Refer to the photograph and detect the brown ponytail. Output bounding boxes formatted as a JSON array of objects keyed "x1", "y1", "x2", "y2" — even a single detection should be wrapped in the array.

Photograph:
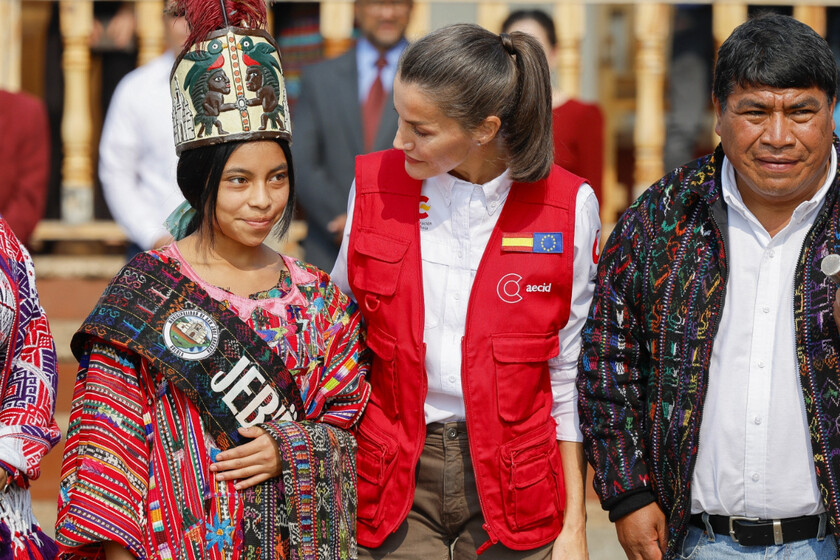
[{"x1": 398, "y1": 23, "x2": 553, "y2": 182}]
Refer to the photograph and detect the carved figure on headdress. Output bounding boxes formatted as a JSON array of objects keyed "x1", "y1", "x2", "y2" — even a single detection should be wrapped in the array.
[
  {"x1": 181, "y1": 38, "x2": 235, "y2": 137},
  {"x1": 239, "y1": 36, "x2": 284, "y2": 130}
]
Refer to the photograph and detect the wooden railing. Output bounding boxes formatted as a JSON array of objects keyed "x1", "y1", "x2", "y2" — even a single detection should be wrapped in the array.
[{"x1": 1, "y1": 0, "x2": 836, "y2": 246}]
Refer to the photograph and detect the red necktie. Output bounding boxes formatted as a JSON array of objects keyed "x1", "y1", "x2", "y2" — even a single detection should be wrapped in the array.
[{"x1": 363, "y1": 55, "x2": 388, "y2": 153}]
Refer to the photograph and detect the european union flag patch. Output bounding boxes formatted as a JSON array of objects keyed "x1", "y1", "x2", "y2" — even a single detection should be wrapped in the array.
[{"x1": 501, "y1": 232, "x2": 563, "y2": 253}]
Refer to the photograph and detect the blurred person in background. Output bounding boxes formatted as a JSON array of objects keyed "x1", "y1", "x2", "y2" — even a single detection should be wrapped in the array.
[
  {"x1": 99, "y1": 6, "x2": 189, "y2": 258},
  {"x1": 501, "y1": 9, "x2": 604, "y2": 203},
  {"x1": 0, "y1": 90, "x2": 50, "y2": 246},
  {"x1": 293, "y1": 0, "x2": 413, "y2": 270}
]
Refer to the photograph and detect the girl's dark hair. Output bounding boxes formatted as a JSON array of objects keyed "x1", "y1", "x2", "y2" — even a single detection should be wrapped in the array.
[
  {"x1": 398, "y1": 23, "x2": 553, "y2": 182},
  {"x1": 175, "y1": 139, "x2": 296, "y2": 242},
  {"x1": 500, "y1": 9, "x2": 557, "y2": 49}
]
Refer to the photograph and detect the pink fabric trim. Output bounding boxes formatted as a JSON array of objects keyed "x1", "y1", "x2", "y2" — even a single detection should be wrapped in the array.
[{"x1": 159, "y1": 243, "x2": 317, "y2": 322}]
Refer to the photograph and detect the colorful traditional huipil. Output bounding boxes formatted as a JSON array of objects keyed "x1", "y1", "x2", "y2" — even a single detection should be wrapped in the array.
[
  {"x1": 0, "y1": 216, "x2": 60, "y2": 560},
  {"x1": 57, "y1": 247, "x2": 369, "y2": 560}
]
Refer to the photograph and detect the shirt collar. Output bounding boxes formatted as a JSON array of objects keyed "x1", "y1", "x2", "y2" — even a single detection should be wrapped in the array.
[
  {"x1": 721, "y1": 146, "x2": 837, "y2": 227},
  {"x1": 427, "y1": 169, "x2": 512, "y2": 216},
  {"x1": 356, "y1": 37, "x2": 407, "y2": 71}
]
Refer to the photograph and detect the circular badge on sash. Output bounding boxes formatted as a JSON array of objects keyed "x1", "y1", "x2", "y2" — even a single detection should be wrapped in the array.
[{"x1": 163, "y1": 309, "x2": 220, "y2": 360}]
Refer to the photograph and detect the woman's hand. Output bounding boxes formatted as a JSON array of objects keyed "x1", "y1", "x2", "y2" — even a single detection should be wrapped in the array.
[
  {"x1": 551, "y1": 521, "x2": 588, "y2": 560},
  {"x1": 209, "y1": 426, "x2": 280, "y2": 490},
  {"x1": 0, "y1": 470, "x2": 8, "y2": 492}
]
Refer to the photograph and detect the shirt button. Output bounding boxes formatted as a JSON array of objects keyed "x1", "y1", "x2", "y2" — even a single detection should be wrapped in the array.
[
  {"x1": 768, "y1": 250, "x2": 776, "y2": 258},
  {"x1": 458, "y1": 251, "x2": 464, "y2": 258},
  {"x1": 762, "y1": 306, "x2": 770, "y2": 314},
  {"x1": 752, "y1": 473, "x2": 760, "y2": 482},
  {"x1": 454, "y1": 293, "x2": 460, "y2": 300},
  {"x1": 754, "y1": 416, "x2": 762, "y2": 425},
  {"x1": 757, "y1": 361, "x2": 766, "y2": 369},
  {"x1": 448, "y1": 376, "x2": 456, "y2": 383}
]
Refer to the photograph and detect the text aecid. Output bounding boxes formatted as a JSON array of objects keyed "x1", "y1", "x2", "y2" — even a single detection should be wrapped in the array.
[{"x1": 526, "y1": 283, "x2": 552, "y2": 293}]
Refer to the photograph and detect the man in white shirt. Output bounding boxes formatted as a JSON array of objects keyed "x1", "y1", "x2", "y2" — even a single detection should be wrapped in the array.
[
  {"x1": 293, "y1": 0, "x2": 413, "y2": 270},
  {"x1": 99, "y1": 9, "x2": 188, "y2": 256},
  {"x1": 579, "y1": 13, "x2": 840, "y2": 560}
]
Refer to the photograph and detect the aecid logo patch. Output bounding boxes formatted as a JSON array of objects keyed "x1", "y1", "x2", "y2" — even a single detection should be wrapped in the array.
[{"x1": 496, "y1": 273, "x2": 552, "y2": 303}]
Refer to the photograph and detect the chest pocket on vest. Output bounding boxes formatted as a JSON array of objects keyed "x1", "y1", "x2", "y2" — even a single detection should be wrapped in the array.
[
  {"x1": 352, "y1": 230, "x2": 409, "y2": 312},
  {"x1": 491, "y1": 333, "x2": 558, "y2": 423}
]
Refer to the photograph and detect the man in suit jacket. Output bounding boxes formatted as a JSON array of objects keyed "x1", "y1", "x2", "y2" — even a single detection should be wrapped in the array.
[
  {"x1": 0, "y1": 90, "x2": 50, "y2": 245},
  {"x1": 293, "y1": 0, "x2": 413, "y2": 270}
]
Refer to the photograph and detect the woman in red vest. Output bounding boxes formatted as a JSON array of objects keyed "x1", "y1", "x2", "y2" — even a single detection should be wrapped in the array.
[{"x1": 331, "y1": 23, "x2": 600, "y2": 559}]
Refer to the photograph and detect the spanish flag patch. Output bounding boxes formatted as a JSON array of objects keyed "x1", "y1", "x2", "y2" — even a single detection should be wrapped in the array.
[{"x1": 501, "y1": 233, "x2": 563, "y2": 253}]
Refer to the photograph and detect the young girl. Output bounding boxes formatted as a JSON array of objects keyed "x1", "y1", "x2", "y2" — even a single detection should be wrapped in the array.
[
  {"x1": 56, "y1": 3, "x2": 369, "y2": 559},
  {"x1": 332, "y1": 23, "x2": 599, "y2": 560}
]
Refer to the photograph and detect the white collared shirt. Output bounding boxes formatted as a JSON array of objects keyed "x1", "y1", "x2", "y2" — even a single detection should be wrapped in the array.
[
  {"x1": 332, "y1": 170, "x2": 600, "y2": 442},
  {"x1": 690, "y1": 148, "x2": 837, "y2": 518},
  {"x1": 99, "y1": 52, "x2": 185, "y2": 249}
]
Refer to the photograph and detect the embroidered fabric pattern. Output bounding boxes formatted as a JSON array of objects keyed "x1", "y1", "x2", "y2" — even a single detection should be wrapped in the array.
[
  {"x1": 0, "y1": 218, "x2": 60, "y2": 559},
  {"x1": 56, "y1": 251, "x2": 369, "y2": 560},
  {"x1": 578, "y1": 139, "x2": 840, "y2": 556}
]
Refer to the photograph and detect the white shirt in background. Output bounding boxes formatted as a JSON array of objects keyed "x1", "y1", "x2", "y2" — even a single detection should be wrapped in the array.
[{"x1": 99, "y1": 51, "x2": 185, "y2": 250}]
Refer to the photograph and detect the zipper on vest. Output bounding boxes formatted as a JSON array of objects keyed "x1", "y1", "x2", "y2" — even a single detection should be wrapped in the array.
[{"x1": 476, "y1": 523, "x2": 499, "y2": 555}]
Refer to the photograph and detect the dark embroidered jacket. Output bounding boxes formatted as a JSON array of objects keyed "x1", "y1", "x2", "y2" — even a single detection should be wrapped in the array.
[{"x1": 578, "y1": 140, "x2": 840, "y2": 558}]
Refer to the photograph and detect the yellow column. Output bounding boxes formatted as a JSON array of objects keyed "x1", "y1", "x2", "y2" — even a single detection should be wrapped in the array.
[
  {"x1": 136, "y1": 0, "x2": 166, "y2": 67},
  {"x1": 0, "y1": 0, "x2": 21, "y2": 91},
  {"x1": 633, "y1": 3, "x2": 669, "y2": 199},
  {"x1": 60, "y1": 0, "x2": 94, "y2": 223},
  {"x1": 405, "y1": 1, "x2": 430, "y2": 42},
  {"x1": 711, "y1": 3, "x2": 746, "y2": 147},
  {"x1": 321, "y1": 1, "x2": 355, "y2": 59},
  {"x1": 555, "y1": 3, "x2": 584, "y2": 99},
  {"x1": 712, "y1": 2, "x2": 747, "y2": 50},
  {"x1": 477, "y1": 2, "x2": 508, "y2": 35},
  {"x1": 793, "y1": 6, "x2": 827, "y2": 37}
]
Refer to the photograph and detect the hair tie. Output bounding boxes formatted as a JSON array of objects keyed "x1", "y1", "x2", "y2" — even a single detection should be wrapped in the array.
[
  {"x1": 164, "y1": 200, "x2": 197, "y2": 241},
  {"x1": 499, "y1": 33, "x2": 516, "y2": 55}
]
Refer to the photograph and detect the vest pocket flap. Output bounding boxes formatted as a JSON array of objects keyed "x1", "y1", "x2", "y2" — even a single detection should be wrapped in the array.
[
  {"x1": 356, "y1": 425, "x2": 397, "y2": 485},
  {"x1": 355, "y1": 231, "x2": 410, "y2": 263},
  {"x1": 511, "y1": 453, "x2": 550, "y2": 489},
  {"x1": 499, "y1": 422, "x2": 564, "y2": 530},
  {"x1": 365, "y1": 326, "x2": 396, "y2": 361},
  {"x1": 353, "y1": 231, "x2": 410, "y2": 296},
  {"x1": 492, "y1": 333, "x2": 559, "y2": 363}
]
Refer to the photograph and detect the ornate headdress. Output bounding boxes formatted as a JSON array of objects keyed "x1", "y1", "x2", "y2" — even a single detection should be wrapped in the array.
[{"x1": 169, "y1": 0, "x2": 291, "y2": 155}]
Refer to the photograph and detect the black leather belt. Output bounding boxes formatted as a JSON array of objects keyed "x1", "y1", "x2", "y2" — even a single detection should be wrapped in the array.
[{"x1": 690, "y1": 513, "x2": 824, "y2": 546}]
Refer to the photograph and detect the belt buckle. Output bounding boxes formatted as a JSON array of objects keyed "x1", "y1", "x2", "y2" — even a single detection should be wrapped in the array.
[{"x1": 728, "y1": 516, "x2": 760, "y2": 544}]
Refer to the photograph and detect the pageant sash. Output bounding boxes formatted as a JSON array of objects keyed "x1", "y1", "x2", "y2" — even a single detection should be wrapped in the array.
[{"x1": 71, "y1": 252, "x2": 304, "y2": 450}]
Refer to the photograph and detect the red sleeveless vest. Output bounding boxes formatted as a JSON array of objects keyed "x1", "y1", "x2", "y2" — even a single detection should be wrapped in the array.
[{"x1": 348, "y1": 149, "x2": 582, "y2": 551}]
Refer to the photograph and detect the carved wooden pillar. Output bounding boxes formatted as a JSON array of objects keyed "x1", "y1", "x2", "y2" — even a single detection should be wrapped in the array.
[
  {"x1": 136, "y1": 1, "x2": 166, "y2": 66},
  {"x1": 793, "y1": 6, "x2": 827, "y2": 37},
  {"x1": 0, "y1": 0, "x2": 21, "y2": 91},
  {"x1": 711, "y1": 3, "x2": 746, "y2": 146},
  {"x1": 321, "y1": 1, "x2": 355, "y2": 59},
  {"x1": 712, "y1": 3, "x2": 747, "y2": 51},
  {"x1": 59, "y1": 0, "x2": 94, "y2": 223},
  {"x1": 405, "y1": 1, "x2": 429, "y2": 41},
  {"x1": 476, "y1": 2, "x2": 508, "y2": 36},
  {"x1": 633, "y1": 3, "x2": 669, "y2": 199},
  {"x1": 555, "y1": 3, "x2": 584, "y2": 98}
]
